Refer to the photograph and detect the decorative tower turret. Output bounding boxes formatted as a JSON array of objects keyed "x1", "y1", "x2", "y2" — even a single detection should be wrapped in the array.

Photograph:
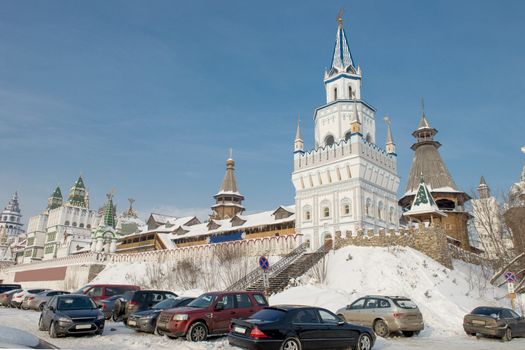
[
  {"x1": 399, "y1": 106, "x2": 472, "y2": 250},
  {"x1": 68, "y1": 176, "x2": 87, "y2": 207},
  {"x1": 384, "y1": 116, "x2": 396, "y2": 155},
  {"x1": 478, "y1": 176, "x2": 490, "y2": 199},
  {"x1": 47, "y1": 187, "x2": 63, "y2": 212},
  {"x1": 0, "y1": 192, "x2": 24, "y2": 240},
  {"x1": 91, "y1": 192, "x2": 119, "y2": 253},
  {"x1": 211, "y1": 152, "x2": 245, "y2": 220},
  {"x1": 294, "y1": 116, "x2": 304, "y2": 154}
]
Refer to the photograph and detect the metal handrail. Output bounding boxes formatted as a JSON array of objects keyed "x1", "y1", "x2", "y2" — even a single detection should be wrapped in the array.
[{"x1": 226, "y1": 241, "x2": 309, "y2": 291}]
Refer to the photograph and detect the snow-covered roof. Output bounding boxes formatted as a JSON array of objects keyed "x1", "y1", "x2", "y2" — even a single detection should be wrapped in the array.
[
  {"x1": 403, "y1": 178, "x2": 446, "y2": 219},
  {"x1": 172, "y1": 205, "x2": 295, "y2": 242},
  {"x1": 148, "y1": 213, "x2": 177, "y2": 224},
  {"x1": 157, "y1": 233, "x2": 176, "y2": 249}
]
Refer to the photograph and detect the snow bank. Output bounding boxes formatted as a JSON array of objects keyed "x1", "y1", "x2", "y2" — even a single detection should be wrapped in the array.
[{"x1": 270, "y1": 246, "x2": 509, "y2": 337}]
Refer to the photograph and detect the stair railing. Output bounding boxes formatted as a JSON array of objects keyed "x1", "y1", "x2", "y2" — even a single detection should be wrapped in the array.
[{"x1": 226, "y1": 241, "x2": 309, "y2": 291}]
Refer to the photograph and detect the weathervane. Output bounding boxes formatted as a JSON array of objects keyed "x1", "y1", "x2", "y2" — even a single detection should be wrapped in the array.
[
  {"x1": 384, "y1": 115, "x2": 391, "y2": 126},
  {"x1": 107, "y1": 189, "x2": 115, "y2": 201},
  {"x1": 337, "y1": 9, "x2": 344, "y2": 27}
]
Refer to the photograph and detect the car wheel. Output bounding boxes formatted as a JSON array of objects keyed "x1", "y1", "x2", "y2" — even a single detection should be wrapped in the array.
[
  {"x1": 186, "y1": 322, "x2": 208, "y2": 342},
  {"x1": 373, "y1": 319, "x2": 389, "y2": 337},
  {"x1": 502, "y1": 327, "x2": 512, "y2": 342},
  {"x1": 402, "y1": 331, "x2": 415, "y2": 337},
  {"x1": 154, "y1": 322, "x2": 164, "y2": 336},
  {"x1": 356, "y1": 333, "x2": 372, "y2": 350},
  {"x1": 49, "y1": 322, "x2": 58, "y2": 338},
  {"x1": 465, "y1": 332, "x2": 476, "y2": 336},
  {"x1": 280, "y1": 337, "x2": 301, "y2": 350},
  {"x1": 38, "y1": 316, "x2": 45, "y2": 331}
]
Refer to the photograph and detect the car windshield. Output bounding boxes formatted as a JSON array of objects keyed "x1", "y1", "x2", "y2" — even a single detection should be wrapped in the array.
[
  {"x1": 187, "y1": 294, "x2": 217, "y2": 308},
  {"x1": 153, "y1": 298, "x2": 179, "y2": 310},
  {"x1": 472, "y1": 307, "x2": 501, "y2": 318},
  {"x1": 393, "y1": 299, "x2": 418, "y2": 309},
  {"x1": 57, "y1": 297, "x2": 96, "y2": 311},
  {"x1": 74, "y1": 285, "x2": 92, "y2": 294},
  {"x1": 249, "y1": 308, "x2": 287, "y2": 322}
]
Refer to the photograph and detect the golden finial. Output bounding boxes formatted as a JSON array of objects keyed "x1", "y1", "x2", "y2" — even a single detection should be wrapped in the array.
[{"x1": 337, "y1": 9, "x2": 344, "y2": 27}]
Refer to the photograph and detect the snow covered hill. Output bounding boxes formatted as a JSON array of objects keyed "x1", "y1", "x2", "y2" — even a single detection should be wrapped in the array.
[{"x1": 271, "y1": 246, "x2": 512, "y2": 337}]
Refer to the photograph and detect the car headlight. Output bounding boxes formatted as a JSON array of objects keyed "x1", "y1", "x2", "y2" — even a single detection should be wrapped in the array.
[
  {"x1": 58, "y1": 317, "x2": 72, "y2": 323},
  {"x1": 172, "y1": 314, "x2": 188, "y2": 321},
  {"x1": 97, "y1": 314, "x2": 105, "y2": 320},
  {"x1": 142, "y1": 314, "x2": 155, "y2": 319}
]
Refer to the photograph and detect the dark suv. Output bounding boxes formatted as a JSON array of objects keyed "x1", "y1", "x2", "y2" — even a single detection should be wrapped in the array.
[
  {"x1": 0, "y1": 284, "x2": 22, "y2": 294},
  {"x1": 156, "y1": 291, "x2": 268, "y2": 341},
  {"x1": 38, "y1": 294, "x2": 105, "y2": 338},
  {"x1": 122, "y1": 290, "x2": 178, "y2": 322}
]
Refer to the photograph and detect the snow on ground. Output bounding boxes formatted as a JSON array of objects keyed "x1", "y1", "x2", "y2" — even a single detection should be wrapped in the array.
[
  {"x1": 271, "y1": 246, "x2": 510, "y2": 337},
  {"x1": 0, "y1": 308, "x2": 524, "y2": 350}
]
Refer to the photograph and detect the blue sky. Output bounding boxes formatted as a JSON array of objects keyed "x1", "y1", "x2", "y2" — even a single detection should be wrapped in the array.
[{"x1": 0, "y1": 0, "x2": 524, "y2": 223}]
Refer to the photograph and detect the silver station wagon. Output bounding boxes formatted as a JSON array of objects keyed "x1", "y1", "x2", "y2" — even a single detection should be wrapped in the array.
[{"x1": 336, "y1": 295, "x2": 424, "y2": 337}]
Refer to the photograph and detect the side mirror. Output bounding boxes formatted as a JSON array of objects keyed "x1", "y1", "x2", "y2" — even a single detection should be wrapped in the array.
[
  {"x1": 98, "y1": 304, "x2": 103, "y2": 309},
  {"x1": 215, "y1": 304, "x2": 224, "y2": 311},
  {"x1": 338, "y1": 320, "x2": 345, "y2": 326},
  {"x1": 346, "y1": 305, "x2": 351, "y2": 310},
  {"x1": 48, "y1": 306, "x2": 54, "y2": 311}
]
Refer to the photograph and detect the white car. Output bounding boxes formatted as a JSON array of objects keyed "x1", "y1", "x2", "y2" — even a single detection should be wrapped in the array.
[{"x1": 11, "y1": 288, "x2": 49, "y2": 308}]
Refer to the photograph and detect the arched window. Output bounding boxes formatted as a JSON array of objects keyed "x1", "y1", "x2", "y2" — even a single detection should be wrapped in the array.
[
  {"x1": 325, "y1": 135, "x2": 335, "y2": 146},
  {"x1": 323, "y1": 207, "x2": 330, "y2": 218},
  {"x1": 365, "y1": 133, "x2": 372, "y2": 143},
  {"x1": 334, "y1": 87, "x2": 338, "y2": 100},
  {"x1": 341, "y1": 199, "x2": 352, "y2": 216},
  {"x1": 72, "y1": 222, "x2": 77, "y2": 227},
  {"x1": 378, "y1": 202, "x2": 384, "y2": 220},
  {"x1": 348, "y1": 86, "x2": 353, "y2": 99},
  {"x1": 79, "y1": 223, "x2": 84, "y2": 228},
  {"x1": 87, "y1": 224, "x2": 91, "y2": 229},
  {"x1": 303, "y1": 205, "x2": 312, "y2": 221},
  {"x1": 365, "y1": 198, "x2": 371, "y2": 216},
  {"x1": 65, "y1": 221, "x2": 70, "y2": 226}
]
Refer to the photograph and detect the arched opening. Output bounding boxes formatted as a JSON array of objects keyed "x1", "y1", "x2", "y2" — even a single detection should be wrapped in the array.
[
  {"x1": 334, "y1": 87, "x2": 338, "y2": 101},
  {"x1": 323, "y1": 207, "x2": 330, "y2": 218},
  {"x1": 365, "y1": 198, "x2": 371, "y2": 216},
  {"x1": 348, "y1": 86, "x2": 353, "y2": 99},
  {"x1": 436, "y1": 199, "x2": 456, "y2": 210},
  {"x1": 365, "y1": 133, "x2": 372, "y2": 143},
  {"x1": 345, "y1": 131, "x2": 352, "y2": 141},
  {"x1": 325, "y1": 135, "x2": 335, "y2": 146}
]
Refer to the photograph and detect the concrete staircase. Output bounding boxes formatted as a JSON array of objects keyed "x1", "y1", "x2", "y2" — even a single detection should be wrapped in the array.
[{"x1": 226, "y1": 241, "x2": 330, "y2": 295}]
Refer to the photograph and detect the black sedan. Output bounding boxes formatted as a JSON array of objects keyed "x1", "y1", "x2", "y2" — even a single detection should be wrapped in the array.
[
  {"x1": 38, "y1": 294, "x2": 105, "y2": 338},
  {"x1": 463, "y1": 306, "x2": 525, "y2": 341},
  {"x1": 228, "y1": 305, "x2": 375, "y2": 350},
  {"x1": 126, "y1": 296, "x2": 195, "y2": 334}
]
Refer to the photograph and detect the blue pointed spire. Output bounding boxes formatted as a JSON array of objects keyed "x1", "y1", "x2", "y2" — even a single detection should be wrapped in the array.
[{"x1": 330, "y1": 12, "x2": 355, "y2": 71}]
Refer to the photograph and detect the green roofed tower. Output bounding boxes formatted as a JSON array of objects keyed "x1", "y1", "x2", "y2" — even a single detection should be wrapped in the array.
[
  {"x1": 68, "y1": 176, "x2": 87, "y2": 207},
  {"x1": 103, "y1": 193, "x2": 117, "y2": 228},
  {"x1": 47, "y1": 186, "x2": 63, "y2": 211}
]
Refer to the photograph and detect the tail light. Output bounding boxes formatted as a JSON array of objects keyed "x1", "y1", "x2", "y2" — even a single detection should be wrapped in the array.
[
  {"x1": 28, "y1": 297, "x2": 35, "y2": 301},
  {"x1": 393, "y1": 313, "x2": 406, "y2": 318},
  {"x1": 250, "y1": 326, "x2": 269, "y2": 339},
  {"x1": 128, "y1": 301, "x2": 137, "y2": 308}
]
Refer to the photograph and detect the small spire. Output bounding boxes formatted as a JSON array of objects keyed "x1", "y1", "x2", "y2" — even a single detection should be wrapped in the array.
[
  {"x1": 228, "y1": 148, "x2": 233, "y2": 160},
  {"x1": 478, "y1": 176, "x2": 490, "y2": 199},
  {"x1": 336, "y1": 8, "x2": 344, "y2": 28},
  {"x1": 384, "y1": 116, "x2": 396, "y2": 154},
  {"x1": 295, "y1": 114, "x2": 302, "y2": 141},
  {"x1": 479, "y1": 176, "x2": 487, "y2": 186}
]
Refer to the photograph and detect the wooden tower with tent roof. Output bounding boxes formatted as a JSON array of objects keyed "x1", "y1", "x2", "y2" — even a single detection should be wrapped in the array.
[{"x1": 398, "y1": 105, "x2": 472, "y2": 250}]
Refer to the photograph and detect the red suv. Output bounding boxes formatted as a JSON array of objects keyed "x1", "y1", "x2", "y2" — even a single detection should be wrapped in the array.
[
  {"x1": 156, "y1": 291, "x2": 268, "y2": 342},
  {"x1": 76, "y1": 284, "x2": 140, "y2": 303}
]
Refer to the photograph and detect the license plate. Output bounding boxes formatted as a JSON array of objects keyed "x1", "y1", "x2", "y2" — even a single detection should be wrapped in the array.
[
  {"x1": 472, "y1": 320, "x2": 485, "y2": 325},
  {"x1": 234, "y1": 326, "x2": 246, "y2": 334},
  {"x1": 76, "y1": 324, "x2": 92, "y2": 330},
  {"x1": 128, "y1": 320, "x2": 137, "y2": 326}
]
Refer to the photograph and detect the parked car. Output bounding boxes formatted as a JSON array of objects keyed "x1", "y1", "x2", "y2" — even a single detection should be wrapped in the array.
[
  {"x1": 122, "y1": 290, "x2": 178, "y2": 323},
  {"x1": 0, "y1": 283, "x2": 22, "y2": 294},
  {"x1": 336, "y1": 295, "x2": 424, "y2": 337},
  {"x1": 156, "y1": 291, "x2": 268, "y2": 341},
  {"x1": 0, "y1": 289, "x2": 22, "y2": 307},
  {"x1": 0, "y1": 325, "x2": 58, "y2": 349},
  {"x1": 38, "y1": 294, "x2": 105, "y2": 338},
  {"x1": 229, "y1": 305, "x2": 376, "y2": 350},
  {"x1": 75, "y1": 284, "x2": 140, "y2": 303},
  {"x1": 463, "y1": 306, "x2": 525, "y2": 341},
  {"x1": 27, "y1": 290, "x2": 70, "y2": 311},
  {"x1": 99, "y1": 294, "x2": 123, "y2": 320},
  {"x1": 127, "y1": 297, "x2": 195, "y2": 334},
  {"x1": 11, "y1": 289, "x2": 49, "y2": 308},
  {"x1": 112, "y1": 291, "x2": 136, "y2": 321}
]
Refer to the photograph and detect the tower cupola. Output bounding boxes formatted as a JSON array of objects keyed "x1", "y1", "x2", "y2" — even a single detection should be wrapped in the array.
[
  {"x1": 477, "y1": 176, "x2": 490, "y2": 199},
  {"x1": 211, "y1": 152, "x2": 245, "y2": 220},
  {"x1": 68, "y1": 176, "x2": 87, "y2": 207}
]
